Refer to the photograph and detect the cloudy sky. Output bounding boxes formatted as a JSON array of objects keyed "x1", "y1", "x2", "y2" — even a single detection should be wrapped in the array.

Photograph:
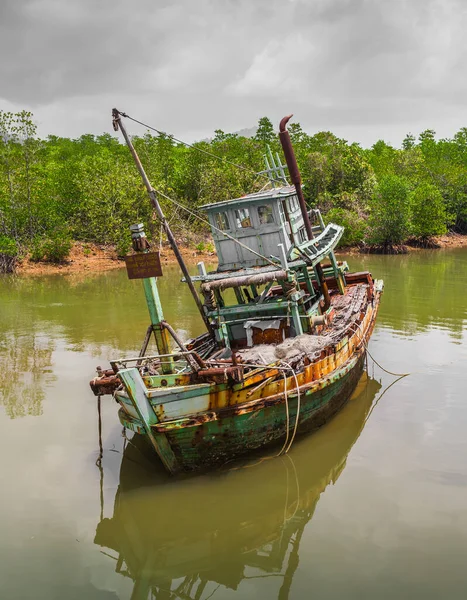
[{"x1": 1, "y1": 0, "x2": 466, "y2": 147}]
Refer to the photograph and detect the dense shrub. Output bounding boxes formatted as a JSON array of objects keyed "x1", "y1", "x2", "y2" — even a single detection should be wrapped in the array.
[
  {"x1": 0, "y1": 236, "x2": 18, "y2": 273},
  {"x1": 410, "y1": 183, "x2": 447, "y2": 239},
  {"x1": 30, "y1": 232, "x2": 72, "y2": 263},
  {"x1": 367, "y1": 175, "x2": 411, "y2": 245},
  {"x1": 115, "y1": 234, "x2": 132, "y2": 259},
  {"x1": 325, "y1": 208, "x2": 366, "y2": 246},
  {"x1": 1, "y1": 109, "x2": 467, "y2": 256},
  {"x1": 42, "y1": 233, "x2": 72, "y2": 263},
  {"x1": 29, "y1": 237, "x2": 46, "y2": 262},
  {"x1": 0, "y1": 236, "x2": 18, "y2": 257}
]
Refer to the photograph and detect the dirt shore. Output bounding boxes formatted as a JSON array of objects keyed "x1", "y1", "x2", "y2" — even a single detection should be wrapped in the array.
[
  {"x1": 16, "y1": 242, "x2": 217, "y2": 276},
  {"x1": 431, "y1": 232, "x2": 467, "y2": 249},
  {"x1": 14, "y1": 233, "x2": 467, "y2": 276},
  {"x1": 337, "y1": 232, "x2": 467, "y2": 255}
]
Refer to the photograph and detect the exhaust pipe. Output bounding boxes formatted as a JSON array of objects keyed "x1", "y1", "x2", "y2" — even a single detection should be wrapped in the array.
[
  {"x1": 279, "y1": 114, "x2": 314, "y2": 241},
  {"x1": 279, "y1": 114, "x2": 330, "y2": 310}
]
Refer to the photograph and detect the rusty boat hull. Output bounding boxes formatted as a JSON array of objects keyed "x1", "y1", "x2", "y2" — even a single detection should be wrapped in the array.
[
  {"x1": 116, "y1": 280, "x2": 382, "y2": 473},
  {"x1": 119, "y1": 353, "x2": 366, "y2": 472}
]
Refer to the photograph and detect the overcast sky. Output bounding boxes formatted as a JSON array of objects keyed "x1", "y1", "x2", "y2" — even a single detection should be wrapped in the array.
[{"x1": 1, "y1": 0, "x2": 466, "y2": 147}]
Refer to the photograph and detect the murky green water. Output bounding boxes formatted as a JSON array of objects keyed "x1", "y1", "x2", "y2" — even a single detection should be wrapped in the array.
[{"x1": 0, "y1": 249, "x2": 466, "y2": 599}]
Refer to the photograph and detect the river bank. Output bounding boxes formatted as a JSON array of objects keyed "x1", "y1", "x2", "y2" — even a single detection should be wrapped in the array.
[
  {"x1": 12, "y1": 233, "x2": 467, "y2": 275},
  {"x1": 15, "y1": 241, "x2": 217, "y2": 275}
]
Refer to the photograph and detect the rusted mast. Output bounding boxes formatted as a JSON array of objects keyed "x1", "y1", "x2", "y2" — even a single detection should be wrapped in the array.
[
  {"x1": 279, "y1": 115, "x2": 330, "y2": 308},
  {"x1": 112, "y1": 108, "x2": 214, "y2": 337}
]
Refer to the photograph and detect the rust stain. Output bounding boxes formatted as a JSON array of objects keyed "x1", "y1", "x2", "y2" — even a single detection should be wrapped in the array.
[{"x1": 89, "y1": 374, "x2": 120, "y2": 396}]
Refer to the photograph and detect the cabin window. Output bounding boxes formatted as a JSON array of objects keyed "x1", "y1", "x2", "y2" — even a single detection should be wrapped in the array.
[
  {"x1": 235, "y1": 208, "x2": 252, "y2": 228},
  {"x1": 257, "y1": 205, "x2": 274, "y2": 225},
  {"x1": 298, "y1": 226, "x2": 307, "y2": 243},
  {"x1": 287, "y1": 195, "x2": 300, "y2": 213},
  {"x1": 214, "y1": 212, "x2": 230, "y2": 231}
]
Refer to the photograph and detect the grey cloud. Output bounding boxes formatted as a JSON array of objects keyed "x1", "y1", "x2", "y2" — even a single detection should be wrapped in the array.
[
  {"x1": 0, "y1": 0, "x2": 176, "y2": 103},
  {"x1": 1, "y1": 0, "x2": 467, "y2": 147}
]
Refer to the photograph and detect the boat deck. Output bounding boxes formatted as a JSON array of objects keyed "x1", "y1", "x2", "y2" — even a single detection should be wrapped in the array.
[{"x1": 235, "y1": 282, "x2": 369, "y2": 370}]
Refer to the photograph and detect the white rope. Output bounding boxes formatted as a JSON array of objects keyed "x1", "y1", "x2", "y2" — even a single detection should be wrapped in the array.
[
  {"x1": 353, "y1": 319, "x2": 410, "y2": 378},
  {"x1": 277, "y1": 372, "x2": 291, "y2": 456},
  {"x1": 281, "y1": 361, "x2": 301, "y2": 454}
]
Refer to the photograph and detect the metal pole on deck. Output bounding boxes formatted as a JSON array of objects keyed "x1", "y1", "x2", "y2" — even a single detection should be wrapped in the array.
[
  {"x1": 112, "y1": 108, "x2": 214, "y2": 338},
  {"x1": 278, "y1": 114, "x2": 331, "y2": 308}
]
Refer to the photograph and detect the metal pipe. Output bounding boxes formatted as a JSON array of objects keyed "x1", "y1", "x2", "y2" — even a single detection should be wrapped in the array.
[
  {"x1": 112, "y1": 109, "x2": 214, "y2": 337},
  {"x1": 161, "y1": 320, "x2": 205, "y2": 371},
  {"x1": 279, "y1": 114, "x2": 331, "y2": 309},
  {"x1": 279, "y1": 114, "x2": 314, "y2": 241}
]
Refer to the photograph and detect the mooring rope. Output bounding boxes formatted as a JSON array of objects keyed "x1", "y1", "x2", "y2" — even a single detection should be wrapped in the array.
[
  {"x1": 277, "y1": 371, "x2": 291, "y2": 456},
  {"x1": 353, "y1": 321, "x2": 410, "y2": 378},
  {"x1": 363, "y1": 374, "x2": 407, "y2": 425},
  {"x1": 281, "y1": 361, "x2": 301, "y2": 455}
]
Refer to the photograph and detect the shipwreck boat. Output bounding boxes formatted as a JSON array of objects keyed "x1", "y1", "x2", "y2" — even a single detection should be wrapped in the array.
[{"x1": 90, "y1": 110, "x2": 383, "y2": 474}]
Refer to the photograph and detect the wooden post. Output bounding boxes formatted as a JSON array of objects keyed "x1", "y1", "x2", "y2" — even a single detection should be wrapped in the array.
[{"x1": 130, "y1": 223, "x2": 174, "y2": 374}]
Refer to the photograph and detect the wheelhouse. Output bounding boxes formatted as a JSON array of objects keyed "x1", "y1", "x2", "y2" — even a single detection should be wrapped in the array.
[
  {"x1": 189, "y1": 189, "x2": 347, "y2": 350},
  {"x1": 202, "y1": 186, "x2": 311, "y2": 272}
]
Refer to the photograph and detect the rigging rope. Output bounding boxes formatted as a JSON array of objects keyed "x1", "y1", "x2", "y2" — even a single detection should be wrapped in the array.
[
  {"x1": 277, "y1": 361, "x2": 301, "y2": 456},
  {"x1": 114, "y1": 110, "x2": 295, "y2": 267},
  {"x1": 151, "y1": 186, "x2": 279, "y2": 268},
  {"x1": 116, "y1": 110, "x2": 286, "y2": 186}
]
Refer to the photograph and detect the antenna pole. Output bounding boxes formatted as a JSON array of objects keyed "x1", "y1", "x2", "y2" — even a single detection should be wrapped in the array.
[{"x1": 112, "y1": 109, "x2": 214, "y2": 337}]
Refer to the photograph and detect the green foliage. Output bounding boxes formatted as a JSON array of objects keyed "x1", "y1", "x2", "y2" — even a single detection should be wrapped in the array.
[
  {"x1": 301, "y1": 134, "x2": 376, "y2": 217},
  {"x1": 402, "y1": 133, "x2": 416, "y2": 150},
  {"x1": 29, "y1": 237, "x2": 46, "y2": 262},
  {"x1": 325, "y1": 208, "x2": 366, "y2": 246},
  {"x1": 115, "y1": 234, "x2": 132, "y2": 259},
  {"x1": 195, "y1": 241, "x2": 206, "y2": 253},
  {"x1": 0, "y1": 235, "x2": 18, "y2": 257},
  {"x1": 410, "y1": 183, "x2": 447, "y2": 239},
  {"x1": 30, "y1": 231, "x2": 72, "y2": 263},
  {"x1": 254, "y1": 117, "x2": 275, "y2": 147},
  {"x1": 0, "y1": 108, "x2": 466, "y2": 260},
  {"x1": 42, "y1": 233, "x2": 72, "y2": 263},
  {"x1": 368, "y1": 175, "x2": 411, "y2": 245},
  {"x1": 367, "y1": 140, "x2": 398, "y2": 178}
]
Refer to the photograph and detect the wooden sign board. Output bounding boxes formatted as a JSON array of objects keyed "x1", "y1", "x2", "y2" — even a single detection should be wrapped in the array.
[{"x1": 125, "y1": 252, "x2": 163, "y2": 280}]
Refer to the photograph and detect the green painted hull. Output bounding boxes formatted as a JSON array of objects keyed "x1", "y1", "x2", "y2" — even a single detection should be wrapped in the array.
[{"x1": 120, "y1": 352, "x2": 366, "y2": 472}]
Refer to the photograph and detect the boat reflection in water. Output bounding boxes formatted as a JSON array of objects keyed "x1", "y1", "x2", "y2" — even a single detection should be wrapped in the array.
[{"x1": 95, "y1": 372, "x2": 382, "y2": 600}]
